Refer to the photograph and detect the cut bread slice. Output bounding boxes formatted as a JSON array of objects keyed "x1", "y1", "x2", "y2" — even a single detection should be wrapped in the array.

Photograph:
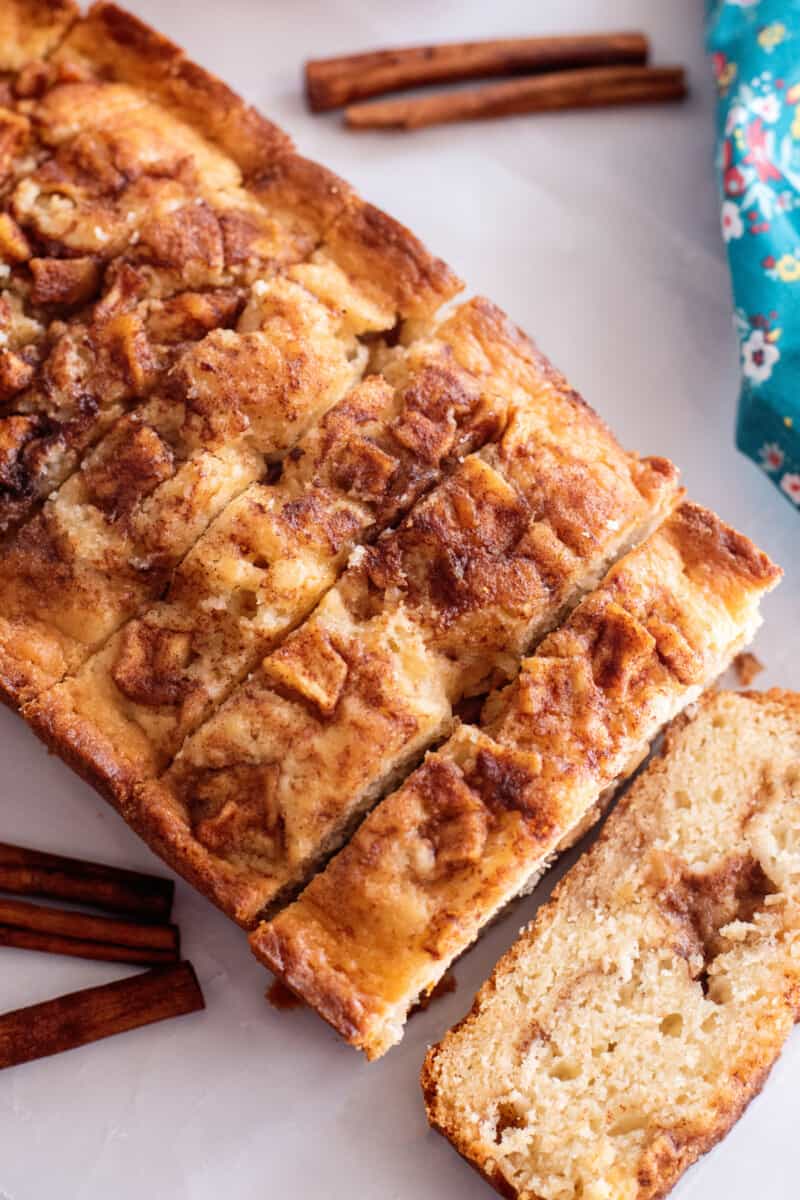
[
  {"x1": 253, "y1": 505, "x2": 781, "y2": 1058},
  {"x1": 422, "y1": 689, "x2": 800, "y2": 1200}
]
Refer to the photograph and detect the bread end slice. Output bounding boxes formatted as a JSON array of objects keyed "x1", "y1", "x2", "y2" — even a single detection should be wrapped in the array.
[{"x1": 423, "y1": 689, "x2": 800, "y2": 1200}]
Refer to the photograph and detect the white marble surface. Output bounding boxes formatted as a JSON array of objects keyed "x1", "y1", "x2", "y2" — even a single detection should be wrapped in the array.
[{"x1": 1, "y1": 2, "x2": 798, "y2": 1197}]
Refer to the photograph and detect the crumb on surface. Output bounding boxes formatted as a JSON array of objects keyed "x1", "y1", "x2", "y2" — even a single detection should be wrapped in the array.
[{"x1": 733, "y1": 651, "x2": 764, "y2": 687}]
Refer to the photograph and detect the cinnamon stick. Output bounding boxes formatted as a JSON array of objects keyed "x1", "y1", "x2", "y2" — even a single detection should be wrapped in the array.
[
  {"x1": 0, "y1": 896, "x2": 179, "y2": 965},
  {"x1": 0, "y1": 841, "x2": 174, "y2": 921},
  {"x1": 345, "y1": 65, "x2": 688, "y2": 131},
  {"x1": 306, "y1": 32, "x2": 649, "y2": 111},
  {"x1": 0, "y1": 962, "x2": 204, "y2": 1070},
  {"x1": 0, "y1": 926, "x2": 178, "y2": 965}
]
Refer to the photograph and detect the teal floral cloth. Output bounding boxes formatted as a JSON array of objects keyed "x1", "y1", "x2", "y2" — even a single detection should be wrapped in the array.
[{"x1": 707, "y1": 0, "x2": 800, "y2": 508}]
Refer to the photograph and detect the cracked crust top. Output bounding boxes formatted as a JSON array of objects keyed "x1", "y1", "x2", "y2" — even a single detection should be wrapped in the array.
[
  {"x1": 0, "y1": 0, "x2": 78, "y2": 72},
  {"x1": 52, "y1": 2, "x2": 292, "y2": 173}
]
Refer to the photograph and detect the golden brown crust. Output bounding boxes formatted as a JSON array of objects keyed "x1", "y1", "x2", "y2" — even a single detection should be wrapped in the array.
[
  {"x1": 322, "y1": 199, "x2": 461, "y2": 321},
  {"x1": 0, "y1": 2, "x2": 461, "y2": 595},
  {"x1": 3, "y1": 237, "x2": 437, "y2": 705},
  {"x1": 249, "y1": 152, "x2": 354, "y2": 245},
  {"x1": 53, "y1": 3, "x2": 291, "y2": 173},
  {"x1": 0, "y1": 0, "x2": 78, "y2": 73},
  {"x1": 251, "y1": 504, "x2": 780, "y2": 1059},
  {"x1": 662, "y1": 498, "x2": 781, "y2": 595},
  {"x1": 23, "y1": 678, "x2": 130, "y2": 805},
  {"x1": 421, "y1": 689, "x2": 800, "y2": 1199}
]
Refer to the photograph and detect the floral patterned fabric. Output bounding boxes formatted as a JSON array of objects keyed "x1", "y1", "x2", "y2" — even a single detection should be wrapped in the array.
[{"x1": 707, "y1": 0, "x2": 800, "y2": 508}]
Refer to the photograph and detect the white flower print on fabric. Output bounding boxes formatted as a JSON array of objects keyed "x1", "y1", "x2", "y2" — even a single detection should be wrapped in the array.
[
  {"x1": 722, "y1": 199, "x2": 744, "y2": 240},
  {"x1": 741, "y1": 327, "x2": 780, "y2": 383},
  {"x1": 751, "y1": 93, "x2": 781, "y2": 123},
  {"x1": 725, "y1": 101, "x2": 749, "y2": 133},
  {"x1": 779, "y1": 471, "x2": 800, "y2": 503},
  {"x1": 759, "y1": 441, "x2": 785, "y2": 471}
]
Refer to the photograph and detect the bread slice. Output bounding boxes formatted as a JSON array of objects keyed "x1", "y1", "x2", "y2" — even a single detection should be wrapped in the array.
[
  {"x1": 422, "y1": 690, "x2": 800, "y2": 1200},
  {"x1": 253, "y1": 505, "x2": 781, "y2": 1058},
  {"x1": 0, "y1": 7, "x2": 461, "y2": 706},
  {"x1": 24, "y1": 301, "x2": 511, "y2": 798},
  {"x1": 132, "y1": 320, "x2": 678, "y2": 929}
]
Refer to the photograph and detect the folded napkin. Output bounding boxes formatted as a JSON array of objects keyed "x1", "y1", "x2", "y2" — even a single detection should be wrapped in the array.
[{"x1": 707, "y1": 0, "x2": 800, "y2": 508}]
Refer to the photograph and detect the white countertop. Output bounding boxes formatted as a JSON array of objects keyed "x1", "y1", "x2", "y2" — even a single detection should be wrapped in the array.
[{"x1": 1, "y1": 2, "x2": 798, "y2": 1198}]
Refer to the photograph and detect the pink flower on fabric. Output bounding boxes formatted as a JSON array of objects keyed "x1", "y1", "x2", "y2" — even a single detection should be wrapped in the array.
[
  {"x1": 779, "y1": 472, "x2": 800, "y2": 504},
  {"x1": 759, "y1": 442, "x2": 785, "y2": 471},
  {"x1": 743, "y1": 118, "x2": 782, "y2": 182}
]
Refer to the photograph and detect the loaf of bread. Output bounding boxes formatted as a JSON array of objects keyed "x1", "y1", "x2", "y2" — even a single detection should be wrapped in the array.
[
  {"x1": 253, "y1": 506, "x2": 781, "y2": 1057},
  {"x1": 0, "y1": 4, "x2": 783, "y2": 995},
  {"x1": 422, "y1": 689, "x2": 800, "y2": 1200}
]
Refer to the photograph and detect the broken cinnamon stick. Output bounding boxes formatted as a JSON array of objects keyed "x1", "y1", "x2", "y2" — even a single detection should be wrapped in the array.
[
  {"x1": 0, "y1": 961, "x2": 204, "y2": 1070},
  {"x1": 345, "y1": 64, "x2": 687, "y2": 131},
  {"x1": 306, "y1": 31, "x2": 649, "y2": 111},
  {"x1": 0, "y1": 896, "x2": 179, "y2": 965},
  {"x1": 0, "y1": 841, "x2": 174, "y2": 921}
]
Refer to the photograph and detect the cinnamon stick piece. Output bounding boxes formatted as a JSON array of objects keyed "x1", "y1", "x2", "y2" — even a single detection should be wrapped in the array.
[
  {"x1": 0, "y1": 926, "x2": 178, "y2": 965},
  {"x1": 306, "y1": 31, "x2": 649, "y2": 111},
  {"x1": 0, "y1": 896, "x2": 179, "y2": 965},
  {"x1": 0, "y1": 962, "x2": 204, "y2": 1070},
  {"x1": 345, "y1": 65, "x2": 688, "y2": 131},
  {"x1": 0, "y1": 841, "x2": 174, "y2": 921}
]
